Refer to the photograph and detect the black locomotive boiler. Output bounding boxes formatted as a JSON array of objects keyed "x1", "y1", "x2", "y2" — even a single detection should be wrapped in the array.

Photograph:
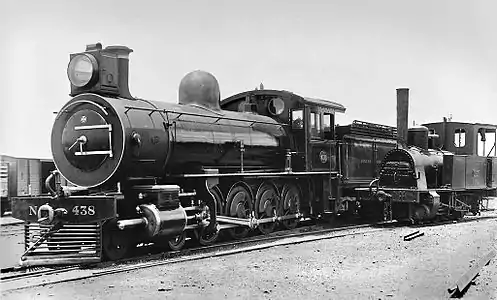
[{"x1": 358, "y1": 88, "x2": 497, "y2": 222}]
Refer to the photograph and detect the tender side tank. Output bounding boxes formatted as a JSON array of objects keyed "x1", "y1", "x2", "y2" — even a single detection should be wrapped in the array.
[{"x1": 52, "y1": 94, "x2": 286, "y2": 188}]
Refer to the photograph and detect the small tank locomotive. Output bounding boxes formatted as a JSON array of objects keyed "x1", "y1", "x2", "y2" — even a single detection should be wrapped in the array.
[{"x1": 358, "y1": 89, "x2": 497, "y2": 222}]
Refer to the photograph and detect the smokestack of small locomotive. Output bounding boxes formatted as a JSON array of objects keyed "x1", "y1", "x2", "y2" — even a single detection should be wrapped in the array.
[
  {"x1": 397, "y1": 88, "x2": 434, "y2": 150},
  {"x1": 396, "y1": 88, "x2": 409, "y2": 146},
  {"x1": 395, "y1": 88, "x2": 443, "y2": 167}
]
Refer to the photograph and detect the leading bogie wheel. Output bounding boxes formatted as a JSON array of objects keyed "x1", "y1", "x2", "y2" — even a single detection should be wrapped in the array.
[
  {"x1": 195, "y1": 225, "x2": 220, "y2": 246},
  {"x1": 102, "y1": 220, "x2": 134, "y2": 261},
  {"x1": 166, "y1": 232, "x2": 187, "y2": 251},
  {"x1": 195, "y1": 193, "x2": 220, "y2": 246}
]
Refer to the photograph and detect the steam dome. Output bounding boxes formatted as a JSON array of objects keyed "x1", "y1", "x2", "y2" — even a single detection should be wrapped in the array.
[{"x1": 178, "y1": 70, "x2": 221, "y2": 110}]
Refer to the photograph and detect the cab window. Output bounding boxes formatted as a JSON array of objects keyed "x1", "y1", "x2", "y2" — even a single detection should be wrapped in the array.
[
  {"x1": 477, "y1": 128, "x2": 496, "y2": 157},
  {"x1": 454, "y1": 129, "x2": 466, "y2": 148},
  {"x1": 316, "y1": 113, "x2": 322, "y2": 135},
  {"x1": 310, "y1": 112, "x2": 317, "y2": 136},
  {"x1": 323, "y1": 113, "x2": 334, "y2": 139},
  {"x1": 292, "y1": 109, "x2": 303, "y2": 129}
]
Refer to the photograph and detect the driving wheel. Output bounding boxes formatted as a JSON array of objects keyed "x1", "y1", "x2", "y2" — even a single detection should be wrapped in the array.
[{"x1": 226, "y1": 184, "x2": 252, "y2": 239}]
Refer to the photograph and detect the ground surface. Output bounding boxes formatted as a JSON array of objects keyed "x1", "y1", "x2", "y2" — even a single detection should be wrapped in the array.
[
  {"x1": 0, "y1": 217, "x2": 24, "y2": 269},
  {"x1": 1, "y1": 212, "x2": 496, "y2": 300}
]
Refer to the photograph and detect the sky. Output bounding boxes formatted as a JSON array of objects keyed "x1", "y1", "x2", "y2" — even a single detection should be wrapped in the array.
[{"x1": 1, "y1": 0, "x2": 496, "y2": 159}]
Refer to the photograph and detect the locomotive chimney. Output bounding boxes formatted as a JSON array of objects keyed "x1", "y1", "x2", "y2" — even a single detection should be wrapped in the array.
[
  {"x1": 105, "y1": 45, "x2": 134, "y2": 99},
  {"x1": 396, "y1": 88, "x2": 409, "y2": 146}
]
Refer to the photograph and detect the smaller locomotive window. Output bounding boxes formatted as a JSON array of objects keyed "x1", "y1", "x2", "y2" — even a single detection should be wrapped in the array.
[
  {"x1": 292, "y1": 109, "x2": 303, "y2": 129},
  {"x1": 478, "y1": 128, "x2": 497, "y2": 157},
  {"x1": 454, "y1": 129, "x2": 466, "y2": 148}
]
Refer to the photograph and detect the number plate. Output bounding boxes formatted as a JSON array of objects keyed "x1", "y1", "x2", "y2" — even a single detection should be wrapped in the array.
[
  {"x1": 11, "y1": 195, "x2": 118, "y2": 223},
  {"x1": 71, "y1": 205, "x2": 97, "y2": 216}
]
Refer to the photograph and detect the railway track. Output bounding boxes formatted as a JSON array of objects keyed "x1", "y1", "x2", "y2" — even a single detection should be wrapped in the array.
[
  {"x1": 1, "y1": 222, "x2": 383, "y2": 292},
  {"x1": 0, "y1": 266, "x2": 79, "y2": 281},
  {"x1": 1, "y1": 212, "x2": 495, "y2": 293}
]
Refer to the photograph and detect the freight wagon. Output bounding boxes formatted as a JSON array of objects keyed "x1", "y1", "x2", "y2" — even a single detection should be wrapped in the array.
[
  {"x1": 0, "y1": 162, "x2": 8, "y2": 216},
  {"x1": 0, "y1": 155, "x2": 67, "y2": 216}
]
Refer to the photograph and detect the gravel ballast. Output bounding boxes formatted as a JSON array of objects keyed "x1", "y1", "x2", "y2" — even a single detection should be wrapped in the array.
[{"x1": 2, "y1": 214, "x2": 496, "y2": 300}]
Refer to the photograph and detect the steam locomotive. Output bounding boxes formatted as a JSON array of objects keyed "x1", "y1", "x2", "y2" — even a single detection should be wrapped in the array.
[
  {"x1": 11, "y1": 43, "x2": 494, "y2": 267},
  {"x1": 10, "y1": 43, "x2": 398, "y2": 266},
  {"x1": 357, "y1": 89, "x2": 497, "y2": 222}
]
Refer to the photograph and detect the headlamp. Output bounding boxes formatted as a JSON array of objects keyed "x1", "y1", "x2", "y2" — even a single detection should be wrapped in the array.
[{"x1": 67, "y1": 54, "x2": 98, "y2": 87}]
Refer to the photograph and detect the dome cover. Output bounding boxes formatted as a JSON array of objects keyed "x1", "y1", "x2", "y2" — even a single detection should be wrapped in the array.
[{"x1": 178, "y1": 70, "x2": 221, "y2": 110}]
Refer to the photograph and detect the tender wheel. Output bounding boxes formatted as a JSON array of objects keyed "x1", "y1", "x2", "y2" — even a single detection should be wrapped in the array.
[
  {"x1": 450, "y1": 209, "x2": 464, "y2": 221},
  {"x1": 280, "y1": 183, "x2": 301, "y2": 230},
  {"x1": 357, "y1": 201, "x2": 383, "y2": 222},
  {"x1": 226, "y1": 184, "x2": 253, "y2": 239},
  {"x1": 255, "y1": 182, "x2": 279, "y2": 235},
  {"x1": 102, "y1": 221, "x2": 133, "y2": 261}
]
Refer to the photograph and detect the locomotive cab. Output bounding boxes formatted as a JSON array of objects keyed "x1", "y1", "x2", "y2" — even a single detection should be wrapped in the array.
[
  {"x1": 221, "y1": 90, "x2": 345, "y2": 172},
  {"x1": 221, "y1": 90, "x2": 348, "y2": 216}
]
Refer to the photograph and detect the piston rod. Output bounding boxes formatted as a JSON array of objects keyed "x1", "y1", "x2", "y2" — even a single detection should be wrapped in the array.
[
  {"x1": 116, "y1": 217, "x2": 148, "y2": 230},
  {"x1": 217, "y1": 213, "x2": 303, "y2": 229}
]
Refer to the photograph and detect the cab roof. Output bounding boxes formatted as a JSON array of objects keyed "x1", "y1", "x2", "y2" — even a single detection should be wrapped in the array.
[{"x1": 221, "y1": 89, "x2": 346, "y2": 113}]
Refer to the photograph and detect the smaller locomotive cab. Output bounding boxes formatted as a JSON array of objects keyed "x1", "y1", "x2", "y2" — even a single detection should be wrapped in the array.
[
  {"x1": 423, "y1": 121, "x2": 497, "y2": 190},
  {"x1": 423, "y1": 121, "x2": 496, "y2": 157}
]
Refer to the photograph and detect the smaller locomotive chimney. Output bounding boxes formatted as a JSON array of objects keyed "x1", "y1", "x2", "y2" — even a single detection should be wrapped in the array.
[
  {"x1": 396, "y1": 88, "x2": 409, "y2": 146},
  {"x1": 105, "y1": 45, "x2": 134, "y2": 99}
]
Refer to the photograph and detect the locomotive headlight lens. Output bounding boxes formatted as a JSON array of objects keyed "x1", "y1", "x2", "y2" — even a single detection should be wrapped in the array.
[{"x1": 67, "y1": 54, "x2": 98, "y2": 87}]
